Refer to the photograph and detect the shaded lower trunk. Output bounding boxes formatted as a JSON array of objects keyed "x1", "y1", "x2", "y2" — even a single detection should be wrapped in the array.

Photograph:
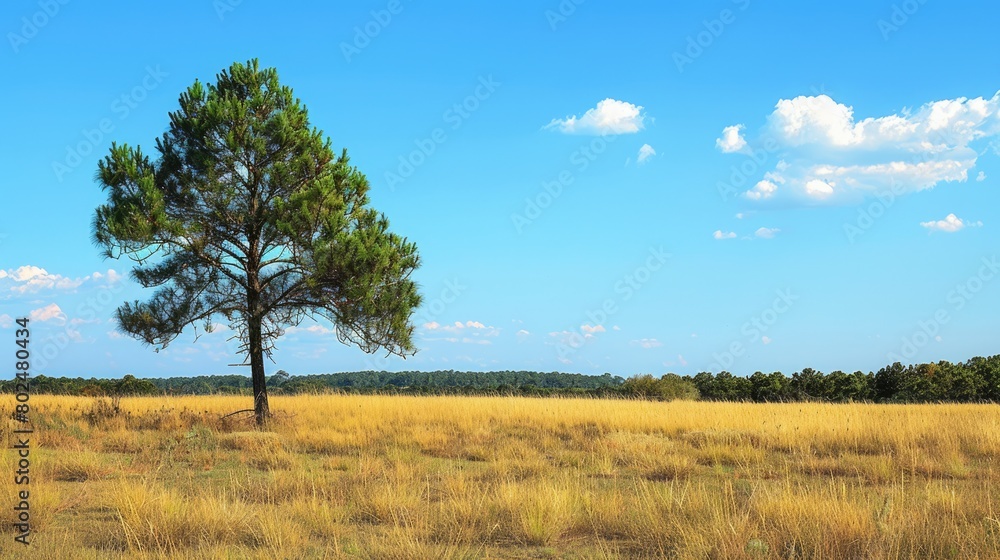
[{"x1": 248, "y1": 305, "x2": 269, "y2": 427}]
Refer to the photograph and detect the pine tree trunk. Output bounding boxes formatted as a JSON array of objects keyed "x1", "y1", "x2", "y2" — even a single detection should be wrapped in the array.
[{"x1": 248, "y1": 295, "x2": 269, "y2": 427}]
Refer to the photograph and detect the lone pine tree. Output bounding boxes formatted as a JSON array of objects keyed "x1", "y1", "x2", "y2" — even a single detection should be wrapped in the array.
[{"x1": 93, "y1": 59, "x2": 421, "y2": 425}]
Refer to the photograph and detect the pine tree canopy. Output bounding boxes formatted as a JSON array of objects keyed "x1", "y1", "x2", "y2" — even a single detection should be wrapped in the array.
[{"x1": 92, "y1": 59, "x2": 422, "y2": 422}]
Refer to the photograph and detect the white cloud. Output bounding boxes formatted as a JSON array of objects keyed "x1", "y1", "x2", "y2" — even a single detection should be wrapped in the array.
[
  {"x1": 107, "y1": 331, "x2": 123, "y2": 339},
  {"x1": 770, "y1": 94, "x2": 864, "y2": 147},
  {"x1": 92, "y1": 269, "x2": 124, "y2": 284},
  {"x1": 612, "y1": 325, "x2": 621, "y2": 331},
  {"x1": 0, "y1": 266, "x2": 124, "y2": 295},
  {"x1": 977, "y1": 171, "x2": 987, "y2": 181},
  {"x1": 713, "y1": 230, "x2": 737, "y2": 240},
  {"x1": 424, "y1": 320, "x2": 500, "y2": 337},
  {"x1": 716, "y1": 124, "x2": 747, "y2": 153},
  {"x1": 516, "y1": 329, "x2": 530, "y2": 342},
  {"x1": 630, "y1": 338, "x2": 662, "y2": 349},
  {"x1": 761, "y1": 336, "x2": 772, "y2": 345},
  {"x1": 3, "y1": 266, "x2": 86, "y2": 294},
  {"x1": 581, "y1": 324, "x2": 606, "y2": 334},
  {"x1": 546, "y1": 98, "x2": 646, "y2": 135},
  {"x1": 285, "y1": 323, "x2": 334, "y2": 336},
  {"x1": 745, "y1": 179, "x2": 778, "y2": 200},
  {"x1": 0, "y1": 314, "x2": 13, "y2": 328},
  {"x1": 920, "y1": 213, "x2": 981, "y2": 233},
  {"x1": 637, "y1": 144, "x2": 656, "y2": 164},
  {"x1": 755, "y1": 227, "x2": 780, "y2": 239},
  {"x1": 723, "y1": 92, "x2": 1000, "y2": 204},
  {"x1": 30, "y1": 303, "x2": 66, "y2": 324},
  {"x1": 804, "y1": 179, "x2": 835, "y2": 199}
]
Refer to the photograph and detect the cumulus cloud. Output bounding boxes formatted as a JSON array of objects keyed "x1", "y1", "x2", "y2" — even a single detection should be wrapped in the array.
[
  {"x1": 755, "y1": 227, "x2": 780, "y2": 239},
  {"x1": 630, "y1": 338, "x2": 663, "y2": 349},
  {"x1": 977, "y1": 171, "x2": 987, "y2": 181},
  {"x1": 721, "y1": 92, "x2": 1000, "y2": 204},
  {"x1": 0, "y1": 314, "x2": 13, "y2": 328},
  {"x1": 4, "y1": 266, "x2": 85, "y2": 294},
  {"x1": 0, "y1": 266, "x2": 124, "y2": 295},
  {"x1": 285, "y1": 324, "x2": 335, "y2": 336},
  {"x1": 516, "y1": 329, "x2": 530, "y2": 342},
  {"x1": 804, "y1": 179, "x2": 835, "y2": 199},
  {"x1": 746, "y1": 179, "x2": 779, "y2": 200},
  {"x1": 637, "y1": 144, "x2": 656, "y2": 164},
  {"x1": 424, "y1": 320, "x2": 500, "y2": 337},
  {"x1": 716, "y1": 124, "x2": 747, "y2": 153},
  {"x1": 91, "y1": 269, "x2": 124, "y2": 284},
  {"x1": 546, "y1": 98, "x2": 646, "y2": 135},
  {"x1": 761, "y1": 336, "x2": 772, "y2": 345},
  {"x1": 713, "y1": 230, "x2": 737, "y2": 240},
  {"x1": 920, "y1": 213, "x2": 981, "y2": 233},
  {"x1": 580, "y1": 324, "x2": 606, "y2": 334},
  {"x1": 30, "y1": 303, "x2": 66, "y2": 324}
]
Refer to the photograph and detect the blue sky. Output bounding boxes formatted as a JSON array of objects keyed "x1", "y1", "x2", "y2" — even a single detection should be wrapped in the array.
[{"x1": 2, "y1": 0, "x2": 999, "y2": 378}]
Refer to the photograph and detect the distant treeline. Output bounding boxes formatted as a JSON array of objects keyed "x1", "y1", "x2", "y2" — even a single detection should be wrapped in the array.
[
  {"x1": 1, "y1": 370, "x2": 625, "y2": 398},
  {"x1": 5, "y1": 355, "x2": 1000, "y2": 403}
]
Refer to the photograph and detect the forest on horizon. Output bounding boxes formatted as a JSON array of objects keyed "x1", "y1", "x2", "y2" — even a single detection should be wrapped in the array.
[{"x1": 7, "y1": 354, "x2": 1000, "y2": 404}]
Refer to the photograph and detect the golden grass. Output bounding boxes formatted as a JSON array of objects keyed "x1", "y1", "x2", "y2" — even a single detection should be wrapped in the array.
[{"x1": 1, "y1": 394, "x2": 999, "y2": 558}]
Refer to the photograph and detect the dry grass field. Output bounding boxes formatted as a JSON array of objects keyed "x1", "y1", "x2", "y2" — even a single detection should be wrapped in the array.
[{"x1": 2, "y1": 394, "x2": 999, "y2": 559}]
